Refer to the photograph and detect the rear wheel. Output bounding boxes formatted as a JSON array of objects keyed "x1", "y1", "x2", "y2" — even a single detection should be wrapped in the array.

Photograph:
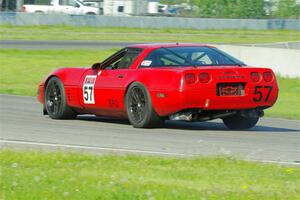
[
  {"x1": 125, "y1": 82, "x2": 164, "y2": 128},
  {"x1": 44, "y1": 77, "x2": 76, "y2": 119},
  {"x1": 222, "y1": 114, "x2": 259, "y2": 130}
]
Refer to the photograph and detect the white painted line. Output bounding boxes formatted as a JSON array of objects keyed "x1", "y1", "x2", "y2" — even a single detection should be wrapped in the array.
[
  {"x1": 1, "y1": 139, "x2": 299, "y2": 166},
  {"x1": 248, "y1": 159, "x2": 300, "y2": 166},
  {"x1": 0, "y1": 139, "x2": 188, "y2": 157}
]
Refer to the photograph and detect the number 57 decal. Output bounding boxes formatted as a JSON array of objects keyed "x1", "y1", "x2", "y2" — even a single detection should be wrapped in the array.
[
  {"x1": 253, "y1": 86, "x2": 273, "y2": 102},
  {"x1": 83, "y1": 75, "x2": 97, "y2": 104}
]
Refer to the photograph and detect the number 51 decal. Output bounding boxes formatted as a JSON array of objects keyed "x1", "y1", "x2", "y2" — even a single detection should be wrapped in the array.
[
  {"x1": 83, "y1": 75, "x2": 97, "y2": 104},
  {"x1": 253, "y1": 85, "x2": 273, "y2": 102}
]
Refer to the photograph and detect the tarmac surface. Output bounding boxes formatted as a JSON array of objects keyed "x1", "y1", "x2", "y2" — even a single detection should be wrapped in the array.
[
  {"x1": 0, "y1": 40, "x2": 136, "y2": 49},
  {"x1": 1, "y1": 94, "x2": 299, "y2": 165}
]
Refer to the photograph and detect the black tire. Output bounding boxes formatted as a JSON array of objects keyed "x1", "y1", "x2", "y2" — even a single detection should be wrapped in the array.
[
  {"x1": 44, "y1": 77, "x2": 76, "y2": 119},
  {"x1": 125, "y1": 82, "x2": 164, "y2": 128},
  {"x1": 86, "y1": 12, "x2": 96, "y2": 15},
  {"x1": 222, "y1": 114, "x2": 259, "y2": 130}
]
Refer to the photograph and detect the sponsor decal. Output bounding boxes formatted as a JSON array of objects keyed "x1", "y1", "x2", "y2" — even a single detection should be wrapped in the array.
[
  {"x1": 141, "y1": 60, "x2": 152, "y2": 66},
  {"x1": 83, "y1": 75, "x2": 96, "y2": 104}
]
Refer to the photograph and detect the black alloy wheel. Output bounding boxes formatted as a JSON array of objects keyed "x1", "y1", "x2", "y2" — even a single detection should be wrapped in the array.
[
  {"x1": 128, "y1": 86, "x2": 146, "y2": 123},
  {"x1": 45, "y1": 79, "x2": 61, "y2": 115},
  {"x1": 125, "y1": 82, "x2": 164, "y2": 128},
  {"x1": 44, "y1": 77, "x2": 76, "y2": 119}
]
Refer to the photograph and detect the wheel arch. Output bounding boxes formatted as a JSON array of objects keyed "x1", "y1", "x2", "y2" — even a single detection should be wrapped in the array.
[
  {"x1": 123, "y1": 81, "x2": 148, "y2": 103},
  {"x1": 44, "y1": 75, "x2": 58, "y2": 89},
  {"x1": 124, "y1": 81, "x2": 164, "y2": 128},
  {"x1": 42, "y1": 68, "x2": 88, "y2": 109},
  {"x1": 44, "y1": 67, "x2": 87, "y2": 90},
  {"x1": 123, "y1": 81, "x2": 139, "y2": 109},
  {"x1": 123, "y1": 81, "x2": 160, "y2": 116}
]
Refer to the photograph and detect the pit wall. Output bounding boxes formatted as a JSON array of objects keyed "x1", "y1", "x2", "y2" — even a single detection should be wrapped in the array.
[{"x1": 1, "y1": 12, "x2": 299, "y2": 30}]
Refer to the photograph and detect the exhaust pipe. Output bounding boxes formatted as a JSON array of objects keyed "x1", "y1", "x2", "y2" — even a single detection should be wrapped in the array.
[
  {"x1": 239, "y1": 109, "x2": 264, "y2": 118},
  {"x1": 169, "y1": 111, "x2": 194, "y2": 121}
]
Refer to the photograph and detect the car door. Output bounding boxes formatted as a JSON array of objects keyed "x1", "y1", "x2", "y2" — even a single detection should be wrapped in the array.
[{"x1": 80, "y1": 48, "x2": 143, "y2": 117}]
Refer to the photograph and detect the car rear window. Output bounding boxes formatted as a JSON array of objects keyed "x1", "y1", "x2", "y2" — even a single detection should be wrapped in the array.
[{"x1": 140, "y1": 46, "x2": 245, "y2": 68}]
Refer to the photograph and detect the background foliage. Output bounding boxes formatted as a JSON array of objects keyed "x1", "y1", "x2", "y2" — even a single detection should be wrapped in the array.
[{"x1": 160, "y1": 0, "x2": 300, "y2": 19}]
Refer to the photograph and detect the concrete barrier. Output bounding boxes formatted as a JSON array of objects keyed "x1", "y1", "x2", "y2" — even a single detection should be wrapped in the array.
[
  {"x1": 216, "y1": 45, "x2": 300, "y2": 78},
  {"x1": 0, "y1": 12, "x2": 300, "y2": 30}
]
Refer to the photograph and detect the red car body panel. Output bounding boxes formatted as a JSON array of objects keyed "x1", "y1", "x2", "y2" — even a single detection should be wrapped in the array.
[{"x1": 38, "y1": 44, "x2": 278, "y2": 118}]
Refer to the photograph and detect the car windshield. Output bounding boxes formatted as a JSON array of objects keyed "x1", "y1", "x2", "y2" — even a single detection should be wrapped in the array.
[{"x1": 140, "y1": 46, "x2": 245, "y2": 68}]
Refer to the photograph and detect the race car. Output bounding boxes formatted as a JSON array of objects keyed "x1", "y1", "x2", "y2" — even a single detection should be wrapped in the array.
[{"x1": 37, "y1": 43, "x2": 278, "y2": 130}]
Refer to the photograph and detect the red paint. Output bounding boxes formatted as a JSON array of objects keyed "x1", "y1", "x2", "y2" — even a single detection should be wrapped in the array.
[{"x1": 38, "y1": 44, "x2": 279, "y2": 118}]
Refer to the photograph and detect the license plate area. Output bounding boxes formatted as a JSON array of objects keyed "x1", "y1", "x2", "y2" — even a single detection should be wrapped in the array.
[{"x1": 217, "y1": 83, "x2": 245, "y2": 96}]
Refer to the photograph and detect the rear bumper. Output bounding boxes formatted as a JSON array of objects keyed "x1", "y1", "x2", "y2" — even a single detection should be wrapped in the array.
[{"x1": 151, "y1": 85, "x2": 278, "y2": 116}]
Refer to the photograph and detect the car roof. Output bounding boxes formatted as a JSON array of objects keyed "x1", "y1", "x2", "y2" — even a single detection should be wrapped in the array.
[{"x1": 127, "y1": 43, "x2": 215, "y2": 50}]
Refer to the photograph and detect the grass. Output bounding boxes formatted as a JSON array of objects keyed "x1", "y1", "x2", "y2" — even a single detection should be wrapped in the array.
[
  {"x1": 0, "y1": 49, "x2": 299, "y2": 119},
  {"x1": 265, "y1": 77, "x2": 300, "y2": 119},
  {"x1": 0, "y1": 49, "x2": 114, "y2": 96},
  {"x1": 0, "y1": 25, "x2": 300, "y2": 43},
  {"x1": 0, "y1": 150, "x2": 300, "y2": 200}
]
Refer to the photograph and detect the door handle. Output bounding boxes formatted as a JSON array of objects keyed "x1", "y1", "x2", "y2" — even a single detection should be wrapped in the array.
[{"x1": 118, "y1": 74, "x2": 124, "y2": 78}]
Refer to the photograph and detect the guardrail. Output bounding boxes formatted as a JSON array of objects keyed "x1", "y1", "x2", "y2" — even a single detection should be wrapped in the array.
[
  {"x1": 216, "y1": 45, "x2": 300, "y2": 78},
  {"x1": 1, "y1": 12, "x2": 299, "y2": 30}
]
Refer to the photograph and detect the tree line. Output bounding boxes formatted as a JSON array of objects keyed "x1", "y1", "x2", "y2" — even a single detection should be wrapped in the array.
[{"x1": 160, "y1": 0, "x2": 300, "y2": 19}]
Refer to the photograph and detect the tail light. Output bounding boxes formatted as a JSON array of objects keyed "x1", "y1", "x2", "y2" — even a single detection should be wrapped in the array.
[
  {"x1": 199, "y1": 73, "x2": 210, "y2": 83},
  {"x1": 263, "y1": 72, "x2": 273, "y2": 82},
  {"x1": 185, "y1": 73, "x2": 196, "y2": 84},
  {"x1": 22, "y1": 6, "x2": 26, "y2": 12},
  {"x1": 250, "y1": 72, "x2": 260, "y2": 82}
]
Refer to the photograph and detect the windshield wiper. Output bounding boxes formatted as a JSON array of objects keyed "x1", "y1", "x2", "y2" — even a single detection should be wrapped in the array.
[{"x1": 161, "y1": 47, "x2": 197, "y2": 68}]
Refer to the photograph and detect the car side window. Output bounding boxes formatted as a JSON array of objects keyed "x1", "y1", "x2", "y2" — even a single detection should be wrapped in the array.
[
  {"x1": 113, "y1": 51, "x2": 140, "y2": 69},
  {"x1": 59, "y1": 0, "x2": 77, "y2": 7},
  {"x1": 67, "y1": 0, "x2": 77, "y2": 7},
  {"x1": 103, "y1": 48, "x2": 143, "y2": 70}
]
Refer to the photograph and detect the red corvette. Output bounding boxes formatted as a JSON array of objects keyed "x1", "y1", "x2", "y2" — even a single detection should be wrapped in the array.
[{"x1": 38, "y1": 43, "x2": 278, "y2": 130}]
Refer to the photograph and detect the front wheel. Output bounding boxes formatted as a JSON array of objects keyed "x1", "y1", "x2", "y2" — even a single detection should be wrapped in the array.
[
  {"x1": 125, "y1": 82, "x2": 164, "y2": 128},
  {"x1": 222, "y1": 114, "x2": 259, "y2": 130},
  {"x1": 44, "y1": 77, "x2": 76, "y2": 119}
]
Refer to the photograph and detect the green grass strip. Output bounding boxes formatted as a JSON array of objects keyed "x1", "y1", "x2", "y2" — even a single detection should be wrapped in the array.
[
  {"x1": 1, "y1": 150, "x2": 300, "y2": 200},
  {"x1": 1, "y1": 25, "x2": 300, "y2": 43}
]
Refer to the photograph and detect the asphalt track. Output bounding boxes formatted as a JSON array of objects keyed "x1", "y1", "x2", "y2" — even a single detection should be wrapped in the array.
[
  {"x1": 1, "y1": 40, "x2": 299, "y2": 49},
  {"x1": 1, "y1": 94, "x2": 299, "y2": 165},
  {"x1": 0, "y1": 40, "x2": 136, "y2": 49}
]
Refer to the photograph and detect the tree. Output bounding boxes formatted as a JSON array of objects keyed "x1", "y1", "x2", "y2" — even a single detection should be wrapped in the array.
[
  {"x1": 189, "y1": 0, "x2": 266, "y2": 18},
  {"x1": 234, "y1": 0, "x2": 266, "y2": 18},
  {"x1": 274, "y1": 0, "x2": 300, "y2": 18}
]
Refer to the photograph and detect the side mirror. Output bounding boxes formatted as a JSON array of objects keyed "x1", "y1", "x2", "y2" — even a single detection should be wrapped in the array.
[{"x1": 92, "y1": 62, "x2": 102, "y2": 70}]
